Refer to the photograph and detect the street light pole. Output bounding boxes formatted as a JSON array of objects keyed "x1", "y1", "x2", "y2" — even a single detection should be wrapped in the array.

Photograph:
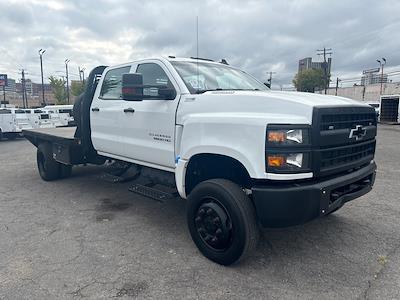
[
  {"x1": 65, "y1": 59, "x2": 70, "y2": 104},
  {"x1": 377, "y1": 58, "x2": 387, "y2": 95},
  {"x1": 39, "y1": 49, "x2": 46, "y2": 106}
]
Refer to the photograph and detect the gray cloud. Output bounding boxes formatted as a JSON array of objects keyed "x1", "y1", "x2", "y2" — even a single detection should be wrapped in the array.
[{"x1": 0, "y1": 0, "x2": 399, "y2": 87}]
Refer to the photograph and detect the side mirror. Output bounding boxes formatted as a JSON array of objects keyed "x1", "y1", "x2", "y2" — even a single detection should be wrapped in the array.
[{"x1": 122, "y1": 73, "x2": 144, "y2": 101}]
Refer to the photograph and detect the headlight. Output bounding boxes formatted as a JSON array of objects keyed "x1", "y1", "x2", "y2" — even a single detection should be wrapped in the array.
[
  {"x1": 267, "y1": 128, "x2": 309, "y2": 145},
  {"x1": 267, "y1": 152, "x2": 310, "y2": 172},
  {"x1": 266, "y1": 125, "x2": 311, "y2": 173}
]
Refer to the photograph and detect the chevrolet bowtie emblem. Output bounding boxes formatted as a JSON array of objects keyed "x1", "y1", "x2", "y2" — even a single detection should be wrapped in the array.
[{"x1": 349, "y1": 125, "x2": 366, "y2": 140}]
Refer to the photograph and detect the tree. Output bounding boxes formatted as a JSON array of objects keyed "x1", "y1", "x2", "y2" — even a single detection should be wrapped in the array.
[
  {"x1": 293, "y1": 69, "x2": 325, "y2": 93},
  {"x1": 48, "y1": 76, "x2": 67, "y2": 104},
  {"x1": 71, "y1": 80, "x2": 85, "y2": 97}
]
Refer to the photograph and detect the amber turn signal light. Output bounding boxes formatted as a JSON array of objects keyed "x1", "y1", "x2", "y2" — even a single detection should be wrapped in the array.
[
  {"x1": 267, "y1": 131, "x2": 286, "y2": 142},
  {"x1": 267, "y1": 155, "x2": 285, "y2": 167}
]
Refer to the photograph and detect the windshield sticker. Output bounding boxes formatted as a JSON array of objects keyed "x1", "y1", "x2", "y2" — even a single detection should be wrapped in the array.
[{"x1": 185, "y1": 75, "x2": 206, "y2": 90}]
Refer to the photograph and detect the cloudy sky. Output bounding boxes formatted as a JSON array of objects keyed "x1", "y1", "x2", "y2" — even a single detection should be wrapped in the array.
[{"x1": 0, "y1": 0, "x2": 399, "y2": 89}]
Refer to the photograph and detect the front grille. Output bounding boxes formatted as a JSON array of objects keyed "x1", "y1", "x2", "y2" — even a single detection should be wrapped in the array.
[
  {"x1": 320, "y1": 140, "x2": 375, "y2": 170},
  {"x1": 320, "y1": 112, "x2": 376, "y2": 130},
  {"x1": 313, "y1": 106, "x2": 377, "y2": 177}
]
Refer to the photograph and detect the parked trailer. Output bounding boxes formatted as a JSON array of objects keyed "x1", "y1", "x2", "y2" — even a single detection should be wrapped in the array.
[{"x1": 380, "y1": 95, "x2": 400, "y2": 123}]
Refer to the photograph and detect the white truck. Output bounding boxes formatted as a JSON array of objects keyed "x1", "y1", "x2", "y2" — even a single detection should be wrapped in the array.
[
  {"x1": 43, "y1": 105, "x2": 74, "y2": 126},
  {"x1": 23, "y1": 57, "x2": 377, "y2": 265},
  {"x1": 0, "y1": 107, "x2": 35, "y2": 139},
  {"x1": 0, "y1": 108, "x2": 17, "y2": 139}
]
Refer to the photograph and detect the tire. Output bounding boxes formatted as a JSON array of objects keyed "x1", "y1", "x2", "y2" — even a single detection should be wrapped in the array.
[
  {"x1": 37, "y1": 143, "x2": 61, "y2": 181},
  {"x1": 60, "y1": 164, "x2": 72, "y2": 178},
  {"x1": 187, "y1": 179, "x2": 259, "y2": 265}
]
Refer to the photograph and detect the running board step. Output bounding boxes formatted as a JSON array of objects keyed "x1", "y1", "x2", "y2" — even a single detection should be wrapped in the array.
[
  {"x1": 100, "y1": 172, "x2": 126, "y2": 183},
  {"x1": 100, "y1": 165, "x2": 140, "y2": 183},
  {"x1": 128, "y1": 184, "x2": 176, "y2": 202}
]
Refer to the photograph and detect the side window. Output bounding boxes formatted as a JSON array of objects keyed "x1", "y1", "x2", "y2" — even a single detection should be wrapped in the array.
[
  {"x1": 100, "y1": 66, "x2": 131, "y2": 99},
  {"x1": 136, "y1": 63, "x2": 175, "y2": 99}
]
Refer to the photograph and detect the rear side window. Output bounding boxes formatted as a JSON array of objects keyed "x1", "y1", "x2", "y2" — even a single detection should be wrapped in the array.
[
  {"x1": 0, "y1": 109, "x2": 11, "y2": 114},
  {"x1": 100, "y1": 66, "x2": 131, "y2": 99},
  {"x1": 136, "y1": 63, "x2": 175, "y2": 99}
]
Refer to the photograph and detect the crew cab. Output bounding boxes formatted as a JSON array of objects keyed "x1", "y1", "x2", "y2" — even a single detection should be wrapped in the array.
[{"x1": 23, "y1": 57, "x2": 377, "y2": 265}]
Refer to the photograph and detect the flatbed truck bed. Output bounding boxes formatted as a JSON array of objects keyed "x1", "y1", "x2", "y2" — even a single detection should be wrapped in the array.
[{"x1": 23, "y1": 127, "x2": 86, "y2": 165}]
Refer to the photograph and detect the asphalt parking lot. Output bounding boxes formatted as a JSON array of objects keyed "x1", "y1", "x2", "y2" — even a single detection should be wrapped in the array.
[{"x1": 0, "y1": 125, "x2": 399, "y2": 300}]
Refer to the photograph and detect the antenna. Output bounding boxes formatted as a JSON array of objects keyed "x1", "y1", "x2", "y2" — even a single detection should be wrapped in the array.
[{"x1": 196, "y1": 16, "x2": 199, "y2": 93}]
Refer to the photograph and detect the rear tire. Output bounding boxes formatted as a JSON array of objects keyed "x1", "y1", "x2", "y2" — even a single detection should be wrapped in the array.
[
  {"x1": 187, "y1": 179, "x2": 259, "y2": 265},
  {"x1": 37, "y1": 143, "x2": 61, "y2": 181}
]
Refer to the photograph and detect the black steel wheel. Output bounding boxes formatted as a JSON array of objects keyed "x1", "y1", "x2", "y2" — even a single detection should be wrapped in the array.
[
  {"x1": 187, "y1": 179, "x2": 259, "y2": 265},
  {"x1": 195, "y1": 199, "x2": 233, "y2": 251},
  {"x1": 37, "y1": 143, "x2": 61, "y2": 181}
]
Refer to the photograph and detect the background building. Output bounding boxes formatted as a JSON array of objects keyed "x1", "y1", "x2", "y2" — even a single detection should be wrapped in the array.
[
  {"x1": 4, "y1": 78, "x2": 16, "y2": 93},
  {"x1": 298, "y1": 57, "x2": 332, "y2": 75},
  {"x1": 361, "y1": 69, "x2": 388, "y2": 86}
]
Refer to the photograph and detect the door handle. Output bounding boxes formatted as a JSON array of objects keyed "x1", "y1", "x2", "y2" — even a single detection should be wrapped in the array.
[
  {"x1": 91, "y1": 107, "x2": 100, "y2": 112},
  {"x1": 123, "y1": 108, "x2": 135, "y2": 113}
]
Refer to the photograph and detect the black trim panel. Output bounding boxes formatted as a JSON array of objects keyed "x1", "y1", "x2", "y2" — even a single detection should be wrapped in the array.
[{"x1": 252, "y1": 162, "x2": 376, "y2": 227}]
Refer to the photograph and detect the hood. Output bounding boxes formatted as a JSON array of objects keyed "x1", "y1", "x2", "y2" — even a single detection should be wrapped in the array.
[{"x1": 177, "y1": 90, "x2": 369, "y2": 125}]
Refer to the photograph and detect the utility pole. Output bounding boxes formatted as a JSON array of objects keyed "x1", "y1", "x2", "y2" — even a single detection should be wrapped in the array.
[
  {"x1": 21, "y1": 69, "x2": 28, "y2": 108},
  {"x1": 65, "y1": 59, "x2": 70, "y2": 104},
  {"x1": 81, "y1": 67, "x2": 85, "y2": 84},
  {"x1": 377, "y1": 58, "x2": 387, "y2": 95},
  {"x1": 266, "y1": 71, "x2": 276, "y2": 88},
  {"x1": 39, "y1": 49, "x2": 46, "y2": 106},
  {"x1": 335, "y1": 77, "x2": 341, "y2": 96},
  {"x1": 78, "y1": 67, "x2": 86, "y2": 84},
  {"x1": 317, "y1": 47, "x2": 333, "y2": 94},
  {"x1": 2, "y1": 85, "x2": 5, "y2": 108}
]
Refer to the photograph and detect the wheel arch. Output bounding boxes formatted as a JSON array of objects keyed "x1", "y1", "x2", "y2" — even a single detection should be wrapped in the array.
[{"x1": 181, "y1": 152, "x2": 253, "y2": 198}]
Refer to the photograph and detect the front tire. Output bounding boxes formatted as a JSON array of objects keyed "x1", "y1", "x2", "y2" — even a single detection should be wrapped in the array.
[{"x1": 187, "y1": 179, "x2": 259, "y2": 265}]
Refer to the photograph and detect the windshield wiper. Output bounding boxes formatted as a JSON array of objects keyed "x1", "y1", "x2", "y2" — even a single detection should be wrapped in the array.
[
  {"x1": 195, "y1": 88, "x2": 262, "y2": 94},
  {"x1": 195, "y1": 88, "x2": 223, "y2": 94}
]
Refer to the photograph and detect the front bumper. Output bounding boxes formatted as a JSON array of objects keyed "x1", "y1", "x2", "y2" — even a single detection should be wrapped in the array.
[{"x1": 252, "y1": 162, "x2": 376, "y2": 227}]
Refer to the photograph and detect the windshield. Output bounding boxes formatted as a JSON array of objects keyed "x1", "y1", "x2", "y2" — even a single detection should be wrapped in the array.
[{"x1": 171, "y1": 61, "x2": 268, "y2": 94}]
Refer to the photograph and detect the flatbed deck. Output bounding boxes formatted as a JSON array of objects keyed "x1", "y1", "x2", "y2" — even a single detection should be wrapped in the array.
[
  {"x1": 24, "y1": 126, "x2": 76, "y2": 139},
  {"x1": 23, "y1": 127, "x2": 79, "y2": 146}
]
